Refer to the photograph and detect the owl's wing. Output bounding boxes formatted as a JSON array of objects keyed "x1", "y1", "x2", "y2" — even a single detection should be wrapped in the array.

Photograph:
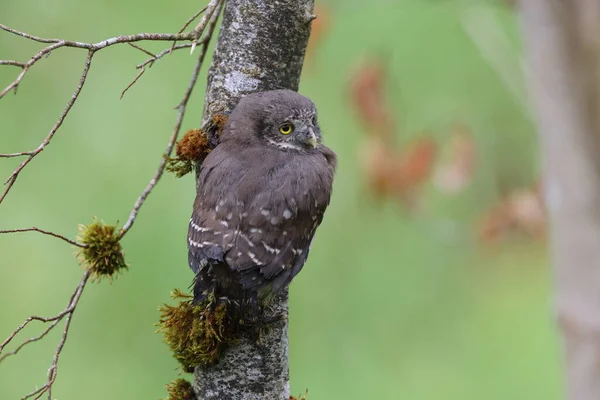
[
  {"x1": 225, "y1": 205, "x2": 323, "y2": 292},
  {"x1": 188, "y1": 142, "x2": 334, "y2": 298},
  {"x1": 187, "y1": 206, "x2": 231, "y2": 274},
  {"x1": 188, "y1": 189, "x2": 319, "y2": 296},
  {"x1": 225, "y1": 151, "x2": 334, "y2": 292},
  {"x1": 187, "y1": 144, "x2": 246, "y2": 301}
]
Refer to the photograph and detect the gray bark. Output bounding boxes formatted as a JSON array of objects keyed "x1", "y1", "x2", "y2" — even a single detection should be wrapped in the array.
[
  {"x1": 193, "y1": 0, "x2": 314, "y2": 399},
  {"x1": 201, "y1": 0, "x2": 314, "y2": 126},
  {"x1": 521, "y1": 1, "x2": 600, "y2": 399}
]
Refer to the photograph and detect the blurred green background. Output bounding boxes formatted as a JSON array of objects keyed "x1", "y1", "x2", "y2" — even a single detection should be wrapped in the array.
[{"x1": 0, "y1": 0, "x2": 562, "y2": 399}]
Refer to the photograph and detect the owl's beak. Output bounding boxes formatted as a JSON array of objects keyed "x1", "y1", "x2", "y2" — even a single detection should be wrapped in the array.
[{"x1": 299, "y1": 126, "x2": 318, "y2": 148}]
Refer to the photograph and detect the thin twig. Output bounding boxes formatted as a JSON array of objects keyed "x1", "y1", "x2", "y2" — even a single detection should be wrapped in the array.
[
  {"x1": 122, "y1": 41, "x2": 203, "y2": 98},
  {"x1": 0, "y1": 24, "x2": 196, "y2": 99},
  {"x1": 0, "y1": 227, "x2": 86, "y2": 247},
  {"x1": 0, "y1": 60, "x2": 26, "y2": 68},
  {"x1": 120, "y1": 67, "x2": 147, "y2": 99},
  {"x1": 170, "y1": 5, "x2": 208, "y2": 53},
  {"x1": 190, "y1": 0, "x2": 221, "y2": 54},
  {"x1": 121, "y1": 4, "x2": 214, "y2": 97},
  {"x1": 0, "y1": 4, "x2": 223, "y2": 399},
  {"x1": 1, "y1": 41, "x2": 65, "y2": 98},
  {"x1": 15, "y1": 270, "x2": 91, "y2": 400},
  {"x1": 0, "y1": 311, "x2": 71, "y2": 355},
  {"x1": 118, "y1": 0, "x2": 223, "y2": 238},
  {"x1": 0, "y1": 23, "x2": 61, "y2": 43},
  {"x1": 193, "y1": 0, "x2": 220, "y2": 35},
  {"x1": 0, "y1": 270, "x2": 89, "y2": 357},
  {"x1": 127, "y1": 42, "x2": 157, "y2": 58},
  {"x1": 0, "y1": 50, "x2": 94, "y2": 205},
  {"x1": 0, "y1": 12, "x2": 216, "y2": 202},
  {"x1": 0, "y1": 320, "x2": 60, "y2": 362},
  {"x1": 0, "y1": 151, "x2": 34, "y2": 158},
  {"x1": 180, "y1": 6, "x2": 208, "y2": 34},
  {"x1": 137, "y1": 43, "x2": 194, "y2": 70}
]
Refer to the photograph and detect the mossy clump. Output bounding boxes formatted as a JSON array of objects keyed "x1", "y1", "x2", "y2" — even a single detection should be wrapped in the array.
[
  {"x1": 77, "y1": 219, "x2": 127, "y2": 281},
  {"x1": 157, "y1": 289, "x2": 233, "y2": 371},
  {"x1": 208, "y1": 114, "x2": 228, "y2": 138},
  {"x1": 166, "y1": 115, "x2": 230, "y2": 177},
  {"x1": 290, "y1": 390, "x2": 308, "y2": 400},
  {"x1": 166, "y1": 128, "x2": 211, "y2": 177},
  {"x1": 165, "y1": 378, "x2": 195, "y2": 400}
]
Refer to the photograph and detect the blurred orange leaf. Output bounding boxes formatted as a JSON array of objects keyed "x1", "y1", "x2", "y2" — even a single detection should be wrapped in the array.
[
  {"x1": 362, "y1": 135, "x2": 437, "y2": 210},
  {"x1": 478, "y1": 179, "x2": 546, "y2": 243},
  {"x1": 433, "y1": 122, "x2": 477, "y2": 195},
  {"x1": 348, "y1": 59, "x2": 396, "y2": 139},
  {"x1": 350, "y1": 56, "x2": 437, "y2": 211}
]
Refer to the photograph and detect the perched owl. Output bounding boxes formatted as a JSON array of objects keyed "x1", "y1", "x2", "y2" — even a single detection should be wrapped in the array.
[{"x1": 188, "y1": 90, "x2": 337, "y2": 305}]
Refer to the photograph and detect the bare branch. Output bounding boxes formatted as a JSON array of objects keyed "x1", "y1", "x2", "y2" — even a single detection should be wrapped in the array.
[
  {"x1": 0, "y1": 23, "x2": 61, "y2": 44},
  {"x1": 0, "y1": 227, "x2": 86, "y2": 247},
  {"x1": 0, "y1": 312, "x2": 71, "y2": 355},
  {"x1": 122, "y1": 41, "x2": 205, "y2": 98},
  {"x1": 1, "y1": 41, "x2": 65, "y2": 98},
  {"x1": 190, "y1": 0, "x2": 221, "y2": 54},
  {"x1": 122, "y1": 41, "x2": 204, "y2": 99},
  {"x1": 0, "y1": 6, "x2": 218, "y2": 205},
  {"x1": 0, "y1": 50, "x2": 94, "y2": 205},
  {"x1": 127, "y1": 42, "x2": 157, "y2": 58},
  {"x1": 0, "y1": 270, "x2": 89, "y2": 358},
  {"x1": 179, "y1": 6, "x2": 208, "y2": 35},
  {"x1": 0, "y1": 320, "x2": 60, "y2": 363},
  {"x1": 171, "y1": 5, "x2": 209, "y2": 54},
  {"x1": 118, "y1": 0, "x2": 223, "y2": 239},
  {"x1": 136, "y1": 43, "x2": 194, "y2": 70},
  {"x1": 0, "y1": 151, "x2": 34, "y2": 158},
  {"x1": 0, "y1": 4, "x2": 223, "y2": 398},
  {"x1": 15, "y1": 271, "x2": 90, "y2": 400},
  {"x1": 193, "y1": 0, "x2": 220, "y2": 36},
  {"x1": 0, "y1": 31, "x2": 197, "y2": 99},
  {"x1": 120, "y1": 67, "x2": 147, "y2": 99},
  {"x1": 0, "y1": 22, "x2": 196, "y2": 48},
  {"x1": 0, "y1": 60, "x2": 26, "y2": 68}
]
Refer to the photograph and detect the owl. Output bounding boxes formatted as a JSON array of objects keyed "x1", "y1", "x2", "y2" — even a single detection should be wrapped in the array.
[{"x1": 188, "y1": 90, "x2": 337, "y2": 305}]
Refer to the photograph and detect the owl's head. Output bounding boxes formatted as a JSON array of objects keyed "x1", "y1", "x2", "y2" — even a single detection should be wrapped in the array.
[{"x1": 224, "y1": 89, "x2": 322, "y2": 152}]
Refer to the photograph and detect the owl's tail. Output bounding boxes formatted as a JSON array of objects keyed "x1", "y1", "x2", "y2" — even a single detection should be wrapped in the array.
[
  {"x1": 191, "y1": 269, "x2": 216, "y2": 304},
  {"x1": 191, "y1": 261, "x2": 249, "y2": 304},
  {"x1": 191, "y1": 263, "x2": 261, "y2": 321}
]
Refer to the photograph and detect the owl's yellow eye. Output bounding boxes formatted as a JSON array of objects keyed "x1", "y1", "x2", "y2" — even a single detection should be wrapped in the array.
[{"x1": 279, "y1": 123, "x2": 293, "y2": 135}]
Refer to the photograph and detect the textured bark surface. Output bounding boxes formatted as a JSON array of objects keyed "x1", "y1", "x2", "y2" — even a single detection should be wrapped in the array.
[
  {"x1": 194, "y1": 0, "x2": 314, "y2": 399},
  {"x1": 201, "y1": 0, "x2": 315, "y2": 128},
  {"x1": 521, "y1": 1, "x2": 600, "y2": 399}
]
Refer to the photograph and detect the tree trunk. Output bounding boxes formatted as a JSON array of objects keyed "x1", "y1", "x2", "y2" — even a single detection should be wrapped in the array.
[
  {"x1": 193, "y1": 0, "x2": 314, "y2": 398},
  {"x1": 521, "y1": 1, "x2": 600, "y2": 399}
]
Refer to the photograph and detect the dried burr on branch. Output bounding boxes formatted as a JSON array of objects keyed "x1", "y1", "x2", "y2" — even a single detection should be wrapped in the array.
[{"x1": 0, "y1": 1, "x2": 223, "y2": 398}]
